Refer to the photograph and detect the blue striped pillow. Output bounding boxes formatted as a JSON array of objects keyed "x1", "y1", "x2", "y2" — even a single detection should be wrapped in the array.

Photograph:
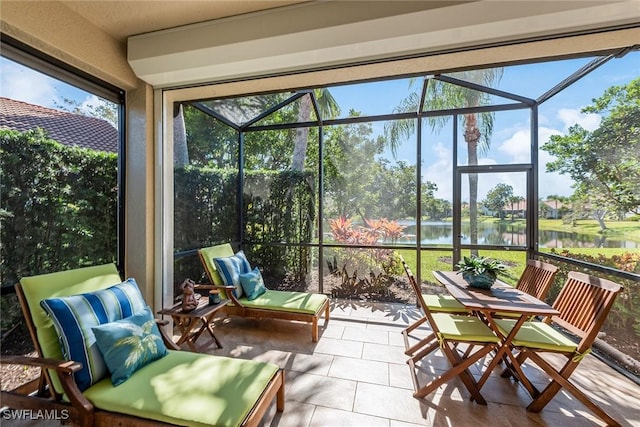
[
  {"x1": 213, "y1": 251, "x2": 251, "y2": 298},
  {"x1": 40, "y1": 278, "x2": 147, "y2": 391}
]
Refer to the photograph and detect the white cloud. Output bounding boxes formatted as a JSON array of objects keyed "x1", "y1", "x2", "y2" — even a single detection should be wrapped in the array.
[
  {"x1": 423, "y1": 142, "x2": 453, "y2": 200},
  {"x1": 498, "y1": 129, "x2": 531, "y2": 163},
  {"x1": 0, "y1": 59, "x2": 58, "y2": 108},
  {"x1": 557, "y1": 108, "x2": 601, "y2": 131},
  {"x1": 538, "y1": 126, "x2": 575, "y2": 198}
]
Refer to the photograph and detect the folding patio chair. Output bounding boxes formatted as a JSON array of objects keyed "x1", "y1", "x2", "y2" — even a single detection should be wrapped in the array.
[
  {"x1": 489, "y1": 259, "x2": 558, "y2": 319},
  {"x1": 401, "y1": 260, "x2": 500, "y2": 404},
  {"x1": 493, "y1": 271, "x2": 623, "y2": 426},
  {"x1": 399, "y1": 257, "x2": 467, "y2": 351}
]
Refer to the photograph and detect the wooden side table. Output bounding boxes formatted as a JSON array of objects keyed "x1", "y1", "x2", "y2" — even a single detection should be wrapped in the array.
[{"x1": 158, "y1": 298, "x2": 228, "y2": 351}]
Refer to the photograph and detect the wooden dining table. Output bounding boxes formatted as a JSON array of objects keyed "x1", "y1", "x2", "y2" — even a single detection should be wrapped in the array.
[{"x1": 432, "y1": 270, "x2": 560, "y2": 397}]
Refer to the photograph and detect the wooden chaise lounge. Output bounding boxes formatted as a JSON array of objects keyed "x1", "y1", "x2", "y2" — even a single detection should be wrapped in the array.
[
  {"x1": 0, "y1": 264, "x2": 284, "y2": 427},
  {"x1": 198, "y1": 244, "x2": 330, "y2": 342}
]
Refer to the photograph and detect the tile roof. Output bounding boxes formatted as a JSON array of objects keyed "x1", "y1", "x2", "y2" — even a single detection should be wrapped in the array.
[{"x1": 0, "y1": 97, "x2": 118, "y2": 153}]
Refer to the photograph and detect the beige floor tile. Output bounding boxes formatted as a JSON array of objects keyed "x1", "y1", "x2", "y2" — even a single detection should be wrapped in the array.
[
  {"x1": 362, "y1": 342, "x2": 408, "y2": 364},
  {"x1": 366, "y1": 322, "x2": 408, "y2": 332},
  {"x1": 389, "y1": 362, "x2": 415, "y2": 390},
  {"x1": 498, "y1": 403, "x2": 603, "y2": 427},
  {"x1": 288, "y1": 372, "x2": 358, "y2": 411},
  {"x1": 354, "y1": 382, "x2": 430, "y2": 425},
  {"x1": 310, "y1": 406, "x2": 390, "y2": 427},
  {"x1": 423, "y1": 397, "x2": 512, "y2": 427},
  {"x1": 314, "y1": 337, "x2": 364, "y2": 358},
  {"x1": 389, "y1": 420, "x2": 428, "y2": 427},
  {"x1": 387, "y1": 330, "x2": 408, "y2": 348},
  {"x1": 320, "y1": 323, "x2": 345, "y2": 339},
  {"x1": 328, "y1": 356, "x2": 390, "y2": 385},
  {"x1": 343, "y1": 326, "x2": 389, "y2": 344},
  {"x1": 285, "y1": 352, "x2": 335, "y2": 376},
  {"x1": 266, "y1": 400, "x2": 316, "y2": 427}
]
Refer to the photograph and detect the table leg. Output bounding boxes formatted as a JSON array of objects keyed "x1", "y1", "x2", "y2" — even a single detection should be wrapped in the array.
[
  {"x1": 477, "y1": 314, "x2": 538, "y2": 398},
  {"x1": 173, "y1": 316, "x2": 199, "y2": 351}
]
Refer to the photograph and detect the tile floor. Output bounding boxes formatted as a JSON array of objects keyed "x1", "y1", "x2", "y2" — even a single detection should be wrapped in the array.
[
  {"x1": 4, "y1": 300, "x2": 638, "y2": 426},
  {"x1": 200, "y1": 300, "x2": 639, "y2": 427}
]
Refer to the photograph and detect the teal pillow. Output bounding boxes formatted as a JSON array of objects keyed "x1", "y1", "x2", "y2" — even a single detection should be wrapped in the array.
[
  {"x1": 40, "y1": 278, "x2": 147, "y2": 391},
  {"x1": 213, "y1": 251, "x2": 251, "y2": 298},
  {"x1": 239, "y1": 268, "x2": 267, "y2": 301},
  {"x1": 92, "y1": 306, "x2": 168, "y2": 386}
]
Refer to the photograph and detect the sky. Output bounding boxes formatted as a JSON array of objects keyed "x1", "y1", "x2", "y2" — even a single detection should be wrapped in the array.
[
  {"x1": 327, "y1": 52, "x2": 639, "y2": 202},
  {"x1": 0, "y1": 57, "x2": 104, "y2": 115},
  {"x1": 2, "y1": 51, "x2": 638, "y2": 204}
]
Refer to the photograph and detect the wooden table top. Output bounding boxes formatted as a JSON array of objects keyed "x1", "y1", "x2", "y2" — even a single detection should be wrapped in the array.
[
  {"x1": 432, "y1": 270, "x2": 559, "y2": 316},
  {"x1": 157, "y1": 297, "x2": 228, "y2": 318}
]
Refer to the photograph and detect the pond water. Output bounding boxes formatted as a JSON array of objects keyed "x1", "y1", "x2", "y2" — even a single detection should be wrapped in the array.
[{"x1": 397, "y1": 221, "x2": 639, "y2": 248}]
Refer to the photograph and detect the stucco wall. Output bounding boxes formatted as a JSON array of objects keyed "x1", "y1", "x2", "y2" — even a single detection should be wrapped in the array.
[
  {"x1": 0, "y1": 0, "x2": 137, "y2": 90},
  {"x1": 1, "y1": 1, "x2": 155, "y2": 303}
]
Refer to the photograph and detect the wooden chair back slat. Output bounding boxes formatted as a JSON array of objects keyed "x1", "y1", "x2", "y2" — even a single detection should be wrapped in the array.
[
  {"x1": 551, "y1": 271, "x2": 622, "y2": 349},
  {"x1": 515, "y1": 260, "x2": 558, "y2": 301},
  {"x1": 400, "y1": 257, "x2": 441, "y2": 333}
]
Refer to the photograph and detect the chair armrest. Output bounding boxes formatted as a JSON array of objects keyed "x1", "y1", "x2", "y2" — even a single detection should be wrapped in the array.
[
  {"x1": 218, "y1": 285, "x2": 245, "y2": 307},
  {"x1": 1, "y1": 354, "x2": 94, "y2": 417},
  {"x1": 154, "y1": 319, "x2": 182, "y2": 351},
  {"x1": 1, "y1": 355, "x2": 82, "y2": 373}
]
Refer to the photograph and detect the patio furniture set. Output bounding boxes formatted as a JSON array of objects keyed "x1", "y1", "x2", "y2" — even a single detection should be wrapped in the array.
[
  {"x1": 401, "y1": 257, "x2": 623, "y2": 427},
  {"x1": 0, "y1": 244, "x2": 623, "y2": 426}
]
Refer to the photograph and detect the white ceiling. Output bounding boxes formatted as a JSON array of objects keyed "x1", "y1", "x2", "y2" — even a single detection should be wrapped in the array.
[{"x1": 126, "y1": 0, "x2": 640, "y2": 88}]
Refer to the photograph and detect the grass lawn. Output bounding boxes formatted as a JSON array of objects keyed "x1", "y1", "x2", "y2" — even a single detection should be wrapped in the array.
[
  {"x1": 397, "y1": 249, "x2": 527, "y2": 287},
  {"x1": 538, "y1": 219, "x2": 640, "y2": 242}
]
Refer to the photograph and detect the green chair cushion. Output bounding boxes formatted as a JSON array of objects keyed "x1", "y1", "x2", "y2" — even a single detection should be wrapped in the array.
[
  {"x1": 240, "y1": 290, "x2": 327, "y2": 315},
  {"x1": 431, "y1": 313, "x2": 500, "y2": 343},
  {"x1": 19, "y1": 264, "x2": 123, "y2": 395},
  {"x1": 423, "y1": 294, "x2": 467, "y2": 313},
  {"x1": 199, "y1": 244, "x2": 235, "y2": 299},
  {"x1": 83, "y1": 350, "x2": 279, "y2": 427},
  {"x1": 494, "y1": 319, "x2": 578, "y2": 353}
]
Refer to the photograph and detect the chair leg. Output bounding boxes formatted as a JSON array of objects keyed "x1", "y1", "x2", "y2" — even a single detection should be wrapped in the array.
[
  {"x1": 525, "y1": 351, "x2": 621, "y2": 427},
  {"x1": 412, "y1": 343, "x2": 494, "y2": 405},
  {"x1": 408, "y1": 335, "x2": 438, "y2": 362}
]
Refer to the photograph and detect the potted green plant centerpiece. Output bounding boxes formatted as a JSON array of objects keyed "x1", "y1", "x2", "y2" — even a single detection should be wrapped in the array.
[{"x1": 455, "y1": 256, "x2": 507, "y2": 289}]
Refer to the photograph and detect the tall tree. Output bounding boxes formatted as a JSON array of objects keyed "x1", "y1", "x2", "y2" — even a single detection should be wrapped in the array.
[
  {"x1": 483, "y1": 183, "x2": 513, "y2": 219},
  {"x1": 543, "y1": 77, "x2": 640, "y2": 229},
  {"x1": 173, "y1": 103, "x2": 189, "y2": 167},
  {"x1": 385, "y1": 69, "x2": 503, "y2": 248},
  {"x1": 291, "y1": 89, "x2": 341, "y2": 170}
]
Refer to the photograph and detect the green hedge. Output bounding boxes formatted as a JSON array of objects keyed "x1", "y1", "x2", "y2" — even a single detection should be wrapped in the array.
[
  {"x1": 1, "y1": 129, "x2": 118, "y2": 287},
  {"x1": 173, "y1": 167, "x2": 315, "y2": 291}
]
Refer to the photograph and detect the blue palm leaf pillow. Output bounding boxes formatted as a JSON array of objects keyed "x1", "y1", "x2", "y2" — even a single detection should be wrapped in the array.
[
  {"x1": 40, "y1": 278, "x2": 147, "y2": 391},
  {"x1": 92, "y1": 306, "x2": 168, "y2": 386},
  {"x1": 213, "y1": 250, "x2": 251, "y2": 298}
]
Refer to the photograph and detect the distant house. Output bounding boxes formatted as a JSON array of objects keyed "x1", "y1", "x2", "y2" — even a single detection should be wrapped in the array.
[
  {"x1": 0, "y1": 97, "x2": 117, "y2": 153},
  {"x1": 541, "y1": 199, "x2": 566, "y2": 219}
]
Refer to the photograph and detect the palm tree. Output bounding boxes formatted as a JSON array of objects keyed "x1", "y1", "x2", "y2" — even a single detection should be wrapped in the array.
[
  {"x1": 509, "y1": 195, "x2": 525, "y2": 221},
  {"x1": 385, "y1": 69, "x2": 503, "y2": 249},
  {"x1": 291, "y1": 89, "x2": 341, "y2": 170}
]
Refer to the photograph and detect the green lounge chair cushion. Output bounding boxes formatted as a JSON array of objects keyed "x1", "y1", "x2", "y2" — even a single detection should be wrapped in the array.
[
  {"x1": 83, "y1": 350, "x2": 279, "y2": 427},
  {"x1": 431, "y1": 313, "x2": 500, "y2": 343},
  {"x1": 199, "y1": 244, "x2": 236, "y2": 299},
  {"x1": 239, "y1": 290, "x2": 327, "y2": 315},
  {"x1": 423, "y1": 294, "x2": 467, "y2": 313},
  {"x1": 19, "y1": 264, "x2": 123, "y2": 395},
  {"x1": 494, "y1": 319, "x2": 578, "y2": 352}
]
